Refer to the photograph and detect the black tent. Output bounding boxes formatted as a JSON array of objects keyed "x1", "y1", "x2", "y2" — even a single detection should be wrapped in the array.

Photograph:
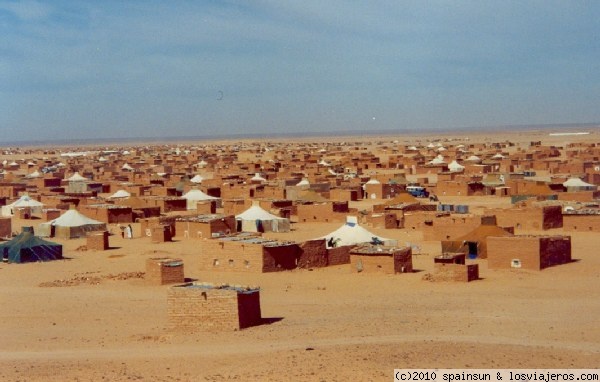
[{"x1": 0, "y1": 226, "x2": 63, "y2": 264}]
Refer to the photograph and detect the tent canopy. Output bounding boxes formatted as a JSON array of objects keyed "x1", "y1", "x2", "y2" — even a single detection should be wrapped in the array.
[
  {"x1": 319, "y1": 217, "x2": 395, "y2": 248},
  {"x1": 235, "y1": 205, "x2": 290, "y2": 233},
  {"x1": 0, "y1": 227, "x2": 62, "y2": 263}
]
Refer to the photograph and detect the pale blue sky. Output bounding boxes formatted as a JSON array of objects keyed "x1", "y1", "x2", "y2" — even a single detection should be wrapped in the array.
[{"x1": 1, "y1": 1, "x2": 599, "y2": 142}]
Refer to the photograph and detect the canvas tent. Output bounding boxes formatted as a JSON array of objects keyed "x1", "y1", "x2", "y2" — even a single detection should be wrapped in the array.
[
  {"x1": 1, "y1": 195, "x2": 45, "y2": 217},
  {"x1": 235, "y1": 205, "x2": 290, "y2": 233},
  {"x1": 0, "y1": 226, "x2": 62, "y2": 263},
  {"x1": 182, "y1": 189, "x2": 221, "y2": 210},
  {"x1": 320, "y1": 216, "x2": 396, "y2": 248},
  {"x1": 563, "y1": 177, "x2": 597, "y2": 192},
  {"x1": 108, "y1": 189, "x2": 131, "y2": 199},
  {"x1": 448, "y1": 160, "x2": 465, "y2": 172},
  {"x1": 190, "y1": 174, "x2": 204, "y2": 184},
  {"x1": 38, "y1": 209, "x2": 107, "y2": 239}
]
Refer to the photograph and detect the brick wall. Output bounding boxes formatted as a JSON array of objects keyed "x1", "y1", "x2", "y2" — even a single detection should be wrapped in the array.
[
  {"x1": 393, "y1": 247, "x2": 413, "y2": 273},
  {"x1": 167, "y1": 284, "x2": 261, "y2": 331},
  {"x1": 199, "y1": 240, "x2": 265, "y2": 272},
  {"x1": 487, "y1": 236, "x2": 541, "y2": 270},
  {"x1": 327, "y1": 245, "x2": 354, "y2": 266},
  {"x1": 86, "y1": 231, "x2": 109, "y2": 250},
  {"x1": 298, "y1": 239, "x2": 328, "y2": 268},
  {"x1": 151, "y1": 225, "x2": 172, "y2": 243},
  {"x1": 539, "y1": 236, "x2": 571, "y2": 269},
  {"x1": 146, "y1": 258, "x2": 185, "y2": 285},
  {"x1": 0, "y1": 217, "x2": 11, "y2": 238},
  {"x1": 563, "y1": 214, "x2": 600, "y2": 232},
  {"x1": 428, "y1": 263, "x2": 479, "y2": 282}
]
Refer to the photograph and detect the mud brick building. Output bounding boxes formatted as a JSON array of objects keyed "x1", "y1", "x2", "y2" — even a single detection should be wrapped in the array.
[
  {"x1": 363, "y1": 212, "x2": 399, "y2": 229},
  {"x1": 86, "y1": 231, "x2": 109, "y2": 250},
  {"x1": 80, "y1": 204, "x2": 133, "y2": 224},
  {"x1": 349, "y1": 245, "x2": 412, "y2": 274},
  {"x1": 562, "y1": 210, "x2": 600, "y2": 232},
  {"x1": 146, "y1": 258, "x2": 184, "y2": 285},
  {"x1": 151, "y1": 224, "x2": 172, "y2": 243},
  {"x1": 426, "y1": 253, "x2": 478, "y2": 282},
  {"x1": 427, "y1": 263, "x2": 480, "y2": 282},
  {"x1": 484, "y1": 205, "x2": 563, "y2": 231},
  {"x1": 487, "y1": 235, "x2": 572, "y2": 270},
  {"x1": 175, "y1": 214, "x2": 236, "y2": 239},
  {"x1": 296, "y1": 201, "x2": 350, "y2": 223},
  {"x1": 199, "y1": 235, "x2": 328, "y2": 272},
  {"x1": 168, "y1": 283, "x2": 261, "y2": 331}
]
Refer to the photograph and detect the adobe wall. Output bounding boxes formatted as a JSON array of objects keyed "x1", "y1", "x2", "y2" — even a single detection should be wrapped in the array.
[
  {"x1": 151, "y1": 225, "x2": 172, "y2": 243},
  {"x1": 86, "y1": 231, "x2": 109, "y2": 250},
  {"x1": 562, "y1": 214, "x2": 600, "y2": 232},
  {"x1": 167, "y1": 285, "x2": 261, "y2": 331},
  {"x1": 419, "y1": 214, "x2": 481, "y2": 241},
  {"x1": 393, "y1": 247, "x2": 413, "y2": 273},
  {"x1": 542, "y1": 205, "x2": 563, "y2": 229},
  {"x1": 365, "y1": 213, "x2": 398, "y2": 229},
  {"x1": 298, "y1": 239, "x2": 328, "y2": 268},
  {"x1": 487, "y1": 236, "x2": 541, "y2": 270},
  {"x1": 146, "y1": 258, "x2": 185, "y2": 285},
  {"x1": 484, "y1": 208, "x2": 544, "y2": 231},
  {"x1": 262, "y1": 244, "x2": 302, "y2": 272},
  {"x1": 327, "y1": 245, "x2": 354, "y2": 266},
  {"x1": 428, "y1": 263, "x2": 479, "y2": 282},
  {"x1": 350, "y1": 254, "x2": 395, "y2": 274},
  {"x1": 539, "y1": 236, "x2": 571, "y2": 269},
  {"x1": 557, "y1": 191, "x2": 597, "y2": 202},
  {"x1": 199, "y1": 240, "x2": 265, "y2": 272},
  {"x1": 297, "y1": 203, "x2": 347, "y2": 223},
  {"x1": 0, "y1": 217, "x2": 11, "y2": 238}
]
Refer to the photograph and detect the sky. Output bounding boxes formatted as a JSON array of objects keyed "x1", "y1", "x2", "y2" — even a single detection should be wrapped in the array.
[{"x1": 1, "y1": 1, "x2": 599, "y2": 143}]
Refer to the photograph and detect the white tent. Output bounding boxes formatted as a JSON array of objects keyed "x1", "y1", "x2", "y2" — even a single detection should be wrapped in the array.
[
  {"x1": 466, "y1": 155, "x2": 482, "y2": 163},
  {"x1": 492, "y1": 153, "x2": 505, "y2": 159},
  {"x1": 182, "y1": 189, "x2": 220, "y2": 210},
  {"x1": 235, "y1": 205, "x2": 290, "y2": 233},
  {"x1": 26, "y1": 170, "x2": 41, "y2": 178},
  {"x1": 365, "y1": 178, "x2": 380, "y2": 185},
  {"x1": 38, "y1": 209, "x2": 107, "y2": 239},
  {"x1": 319, "y1": 217, "x2": 396, "y2": 248},
  {"x1": 66, "y1": 172, "x2": 87, "y2": 182},
  {"x1": 108, "y1": 189, "x2": 131, "y2": 199},
  {"x1": 428, "y1": 155, "x2": 446, "y2": 165},
  {"x1": 190, "y1": 174, "x2": 204, "y2": 184},
  {"x1": 448, "y1": 160, "x2": 465, "y2": 172},
  {"x1": 121, "y1": 163, "x2": 134, "y2": 171},
  {"x1": 1, "y1": 195, "x2": 45, "y2": 217},
  {"x1": 296, "y1": 178, "x2": 310, "y2": 187},
  {"x1": 563, "y1": 177, "x2": 597, "y2": 191},
  {"x1": 250, "y1": 173, "x2": 266, "y2": 183}
]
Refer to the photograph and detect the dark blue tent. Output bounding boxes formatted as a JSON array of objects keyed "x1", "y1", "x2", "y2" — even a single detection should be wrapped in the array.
[{"x1": 0, "y1": 226, "x2": 63, "y2": 264}]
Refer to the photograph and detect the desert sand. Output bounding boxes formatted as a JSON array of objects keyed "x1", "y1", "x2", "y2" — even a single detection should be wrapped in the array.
[{"x1": 1, "y1": 130, "x2": 599, "y2": 381}]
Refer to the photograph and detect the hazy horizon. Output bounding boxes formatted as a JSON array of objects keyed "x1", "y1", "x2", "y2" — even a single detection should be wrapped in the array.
[{"x1": 2, "y1": 1, "x2": 599, "y2": 142}]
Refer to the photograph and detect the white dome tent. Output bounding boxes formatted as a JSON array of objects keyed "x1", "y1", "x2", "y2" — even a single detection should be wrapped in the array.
[
  {"x1": 563, "y1": 177, "x2": 597, "y2": 192},
  {"x1": 319, "y1": 216, "x2": 396, "y2": 248},
  {"x1": 235, "y1": 205, "x2": 290, "y2": 233},
  {"x1": 108, "y1": 189, "x2": 131, "y2": 199},
  {"x1": 182, "y1": 189, "x2": 220, "y2": 210},
  {"x1": 448, "y1": 160, "x2": 465, "y2": 172},
  {"x1": 190, "y1": 174, "x2": 204, "y2": 184},
  {"x1": 38, "y1": 209, "x2": 107, "y2": 239},
  {"x1": 1, "y1": 195, "x2": 45, "y2": 217}
]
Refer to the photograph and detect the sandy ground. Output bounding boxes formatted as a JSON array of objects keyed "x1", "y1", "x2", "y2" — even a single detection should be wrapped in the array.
[
  {"x1": 1, "y1": 209, "x2": 599, "y2": 381},
  {"x1": 1, "y1": 130, "x2": 600, "y2": 381}
]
